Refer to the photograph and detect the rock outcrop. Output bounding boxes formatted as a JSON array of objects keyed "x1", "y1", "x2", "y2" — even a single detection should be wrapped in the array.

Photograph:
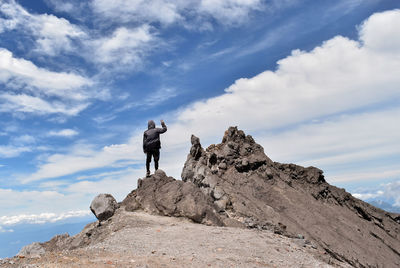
[
  {"x1": 121, "y1": 169, "x2": 242, "y2": 227},
  {"x1": 90, "y1": 193, "x2": 119, "y2": 222},
  {"x1": 181, "y1": 126, "x2": 400, "y2": 268}
]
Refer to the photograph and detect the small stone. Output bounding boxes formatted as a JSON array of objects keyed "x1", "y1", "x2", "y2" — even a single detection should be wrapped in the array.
[
  {"x1": 218, "y1": 162, "x2": 227, "y2": 170},
  {"x1": 211, "y1": 165, "x2": 218, "y2": 174},
  {"x1": 212, "y1": 187, "x2": 224, "y2": 200},
  {"x1": 214, "y1": 199, "x2": 227, "y2": 211}
]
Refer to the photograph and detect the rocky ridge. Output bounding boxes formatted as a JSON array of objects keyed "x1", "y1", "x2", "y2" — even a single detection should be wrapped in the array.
[
  {"x1": 179, "y1": 127, "x2": 400, "y2": 267},
  {"x1": 4, "y1": 127, "x2": 400, "y2": 268}
]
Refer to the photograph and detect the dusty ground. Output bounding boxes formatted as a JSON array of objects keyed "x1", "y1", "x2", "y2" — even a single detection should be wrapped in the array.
[{"x1": 1, "y1": 210, "x2": 349, "y2": 268}]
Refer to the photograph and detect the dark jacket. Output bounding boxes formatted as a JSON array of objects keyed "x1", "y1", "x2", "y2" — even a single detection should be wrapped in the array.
[{"x1": 143, "y1": 120, "x2": 167, "y2": 152}]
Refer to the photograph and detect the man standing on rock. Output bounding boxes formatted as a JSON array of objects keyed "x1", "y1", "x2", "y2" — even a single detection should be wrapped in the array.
[{"x1": 143, "y1": 120, "x2": 167, "y2": 177}]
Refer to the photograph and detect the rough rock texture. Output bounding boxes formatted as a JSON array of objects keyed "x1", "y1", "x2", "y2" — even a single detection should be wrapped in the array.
[
  {"x1": 90, "y1": 193, "x2": 118, "y2": 222},
  {"x1": 17, "y1": 242, "x2": 45, "y2": 258},
  {"x1": 121, "y1": 169, "x2": 240, "y2": 227},
  {"x1": 181, "y1": 127, "x2": 400, "y2": 268}
]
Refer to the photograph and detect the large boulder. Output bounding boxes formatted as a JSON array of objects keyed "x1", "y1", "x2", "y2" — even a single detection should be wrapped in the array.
[
  {"x1": 90, "y1": 193, "x2": 118, "y2": 222},
  {"x1": 181, "y1": 126, "x2": 400, "y2": 268}
]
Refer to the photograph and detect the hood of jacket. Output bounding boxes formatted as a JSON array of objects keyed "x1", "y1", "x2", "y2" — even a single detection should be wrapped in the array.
[{"x1": 148, "y1": 120, "x2": 155, "y2": 129}]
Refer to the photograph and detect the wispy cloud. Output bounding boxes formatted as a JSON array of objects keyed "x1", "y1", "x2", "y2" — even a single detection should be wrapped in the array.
[
  {"x1": 0, "y1": 145, "x2": 31, "y2": 158},
  {"x1": 0, "y1": 93, "x2": 90, "y2": 117},
  {"x1": 0, "y1": 47, "x2": 96, "y2": 117},
  {"x1": 0, "y1": 167, "x2": 142, "y2": 219},
  {"x1": 48, "y1": 129, "x2": 79, "y2": 138},
  {"x1": 0, "y1": 48, "x2": 92, "y2": 99},
  {"x1": 352, "y1": 181, "x2": 400, "y2": 207},
  {"x1": 91, "y1": 25, "x2": 158, "y2": 69},
  {"x1": 0, "y1": 226, "x2": 13, "y2": 233},
  {"x1": 0, "y1": 0, "x2": 160, "y2": 76},
  {"x1": 21, "y1": 138, "x2": 142, "y2": 183},
  {"x1": 0, "y1": 0, "x2": 86, "y2": 55},
  {"x1": 90, "y1": 0, "x2": 265, "y2": 28},
  {"x1": 118, "y1": 87, "x2": 179, "y2": 113},
  {"x1": 0, "y1": 210, "x2": 90, "y2": 226}
]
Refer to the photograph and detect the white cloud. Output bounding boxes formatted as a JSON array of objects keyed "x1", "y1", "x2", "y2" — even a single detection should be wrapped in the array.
[
  {"x1": 12, "y1": 135, "x2": 36, "y2": 145},
  {"x1": 0, "y1": 168, "x2": 141, "y2": 222},
  {"x1": 359, "y1": 9, "x2": 400, "y2": 53},
  {"x1": 0, "y1": 0, "x2": 86, "y2": 55},
  {"x1": 387, "y1": 182, "x2": 400, "y2": 207},
  {"x1": 0, "y1": 210, "x2": 90, "y2": 226},
  {"x1": 0, "y1": 93, "x2": 89, "y2": 116},
  {"x1": 34, "y1": 14, "x2": 86, "y2": 55},
  {"x1": 255, "y1": 108, "x2": 400, "y2": 172},
  {"x1": 0, "y1": 49, "x2": 92, "y2": 100},
  {"x1": 156, "y1": 9, "x2": 400, "y2": 140},
  {"x1": 48, "y1": 129, "x2": 79, "y2": 138},
  {"x1": 0, "y1": 145, "x2": 31, "y2": 158},
  {"x1": 118, "y1": 87, "x2": 178, "y2": 112},
  {"x1": 0, "y1": 135, "x2": 36, "y2": 159},
  {"x1": 64, "y1": 168, "x2": 140, "y2": 198},
  {"x1": 91, "y1": 0, "x2": 264, "y2": 28},
  {"x1": 0, "y1": 187, "x2": 95, "y2": 220},
  {"x1": 44, "y1": 0, "x2": 80, "y2": 13},
  {"x1": 352, "y1": 191, "x2": 384, "y2": 200},
  {"x1": 21, "y1": 139, "x2": 141, "y2": 183},
  {"x1": 0, "y1": 48, "x2": 102, "y2": 116},
  {"x1": 351, "y1": 181, "x2": 400, "y2": 208},
  {"x1": 156, "y1": 9, "x2": 400, "y2": 180},
  {"x1": 0, "y1": 188, "x2": 67, "y2": 215},
  {"x1": 199, "y1": 0, "x2": 264, "y2": 25},
  {"x1": 0, "y1": 1, "x2": 160, "y2": 72},
  {"x1": 91, "y1": 0, "x2": 182, "y2": 25},
  {"x1": 92, "y1": 25, "x2": 157, "y2": 67}
]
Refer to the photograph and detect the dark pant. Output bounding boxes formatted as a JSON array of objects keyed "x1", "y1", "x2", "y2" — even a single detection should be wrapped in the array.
[{"x1": 146, "y1": 149, "x2": 160, "y2": 172}]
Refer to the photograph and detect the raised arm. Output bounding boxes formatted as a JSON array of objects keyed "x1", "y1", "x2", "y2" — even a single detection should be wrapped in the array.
[{"x1": 158, "y1": 120, "x2": 167, "y2": 133}]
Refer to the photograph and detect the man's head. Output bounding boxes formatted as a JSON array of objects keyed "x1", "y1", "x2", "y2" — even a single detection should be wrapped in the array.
[{"x1": 148, "y1": 120, "x2": 155, "y2": 129}]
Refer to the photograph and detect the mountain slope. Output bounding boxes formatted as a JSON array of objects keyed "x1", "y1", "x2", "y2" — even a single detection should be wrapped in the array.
[{"x1": 180, "y1": 127, "x2": 400, "y2": 267}]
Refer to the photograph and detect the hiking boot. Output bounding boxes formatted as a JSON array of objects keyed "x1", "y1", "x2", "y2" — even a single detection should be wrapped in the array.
[{"x1": 146, "y1": 170, "x2": 150, "y2": 177}]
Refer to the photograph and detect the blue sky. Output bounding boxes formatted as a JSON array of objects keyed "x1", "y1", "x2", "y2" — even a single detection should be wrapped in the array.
[{"x1": 0, "y1": 0, "x2": 400, "y2": 257}]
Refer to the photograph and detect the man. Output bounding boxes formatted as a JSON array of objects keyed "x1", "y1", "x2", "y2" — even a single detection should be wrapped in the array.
[{"x1": 143, "y1": 119, "x2": 167, "y2": 177}]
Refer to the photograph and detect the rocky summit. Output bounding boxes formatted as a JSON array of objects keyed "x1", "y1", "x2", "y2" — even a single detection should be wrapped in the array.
[{"x1": 4, "y1": 127, "x2": 400, "y2": 268}]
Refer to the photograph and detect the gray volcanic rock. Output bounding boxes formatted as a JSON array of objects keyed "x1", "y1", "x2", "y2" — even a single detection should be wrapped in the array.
[
  {"x1": 122, "y1": 169, "x2": 229, "y2": 226},
  {"x1": 17, "y1": 242, "x2": 45, "y2": 258},
  {"x1": 90, "y1": 193, "x2": 118, "y2": 222},
  {"x1": 181, "y1": 126, "x2": 400, "y2": 268}
]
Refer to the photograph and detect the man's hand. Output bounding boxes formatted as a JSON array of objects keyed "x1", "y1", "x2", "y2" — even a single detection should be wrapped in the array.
[{"x1": 160, "y1": 120, "x2": 165, "y2": 125}]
